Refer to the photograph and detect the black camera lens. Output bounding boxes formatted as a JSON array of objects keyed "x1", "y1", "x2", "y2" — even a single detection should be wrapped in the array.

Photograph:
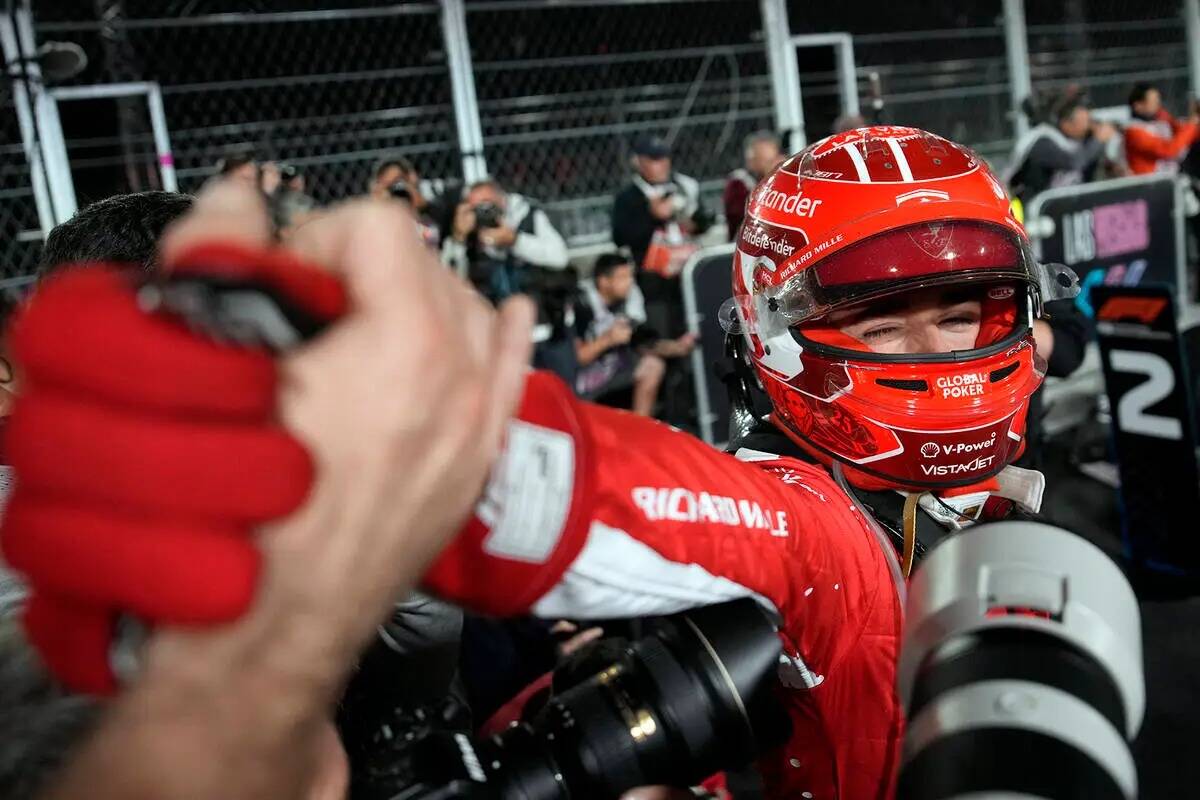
[
  {"x1": 490, "y1": 598, "x2": 787, "y2": 799},
  {"x1": 367, "y1": 598, "x2": 789, "y2": 800}
]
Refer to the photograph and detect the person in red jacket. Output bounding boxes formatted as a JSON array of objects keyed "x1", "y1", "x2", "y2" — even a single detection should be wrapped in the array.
[
  {"x1": 1, "y1": 127, "x2": 1072, "y2": 800},
  {"x1": 1124, "y1": 82, "x2": 1199, "y2": 175}
]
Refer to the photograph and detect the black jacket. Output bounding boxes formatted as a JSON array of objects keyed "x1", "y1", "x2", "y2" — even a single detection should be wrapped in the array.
[
  {"x1": 611, "y1": 173, "x2": 711, "y2": 268},
  {"x1": 1005, "y1": 123, "x2": 1106, "y2": 204}
]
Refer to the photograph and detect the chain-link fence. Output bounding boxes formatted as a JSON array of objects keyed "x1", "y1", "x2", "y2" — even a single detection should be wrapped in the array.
[
  {"x1": 465, "y1": 0, "x2": 774, "y2": 246},
  {"x1": 3, "y1": 0, "x2": 1199, "y2": 279},
  {"x1": 32, "y1": 1, "x2": 460, "y2": 208},
  {"x1": 788, "y1": 4, "x2": 1015, "y2": 163},
  {"x1": 1026, "y1": 0, "x2": 1193, "y2": 117},
  {"x1": 0, "y1": 75, "x2": 40, "y2": 279}
]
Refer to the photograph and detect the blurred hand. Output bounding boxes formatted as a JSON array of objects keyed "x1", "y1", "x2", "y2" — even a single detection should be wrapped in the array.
[
  {"x1": 4, "y1": 182, "x2": 534, "y2": 693},
  {"x1": 452, "y1": 202, "x2": 476, "y2": 242},
  {"x1": 650, "y1": 193, "x2": 676, "y2": 222},
  {"x1": 660, "y1": 332, "x2": 697, "y2": 358},
  {"x1": 1091, "y1": 121, "x2": 1117, "y2": 143},
  {"x1": 550, "y1": 620, "x2": 604, "y2": 660},
  {"x1": 608, "y1": 318, "x2": 634, "y2": 346},
  {"x1": 260, "y1": 161, "x2": 282, "y2": 195},
  {"x1": 480, "y1": 224, "x2": 517, "y2": 250},
  {"x1": 154, "y1": 189, "x2": 537, "y2": 678}
]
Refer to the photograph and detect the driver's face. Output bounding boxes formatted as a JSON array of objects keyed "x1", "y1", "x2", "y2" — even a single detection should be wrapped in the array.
[{"x1": 826, "y1": 286, "x2": 984, "y2": 355}]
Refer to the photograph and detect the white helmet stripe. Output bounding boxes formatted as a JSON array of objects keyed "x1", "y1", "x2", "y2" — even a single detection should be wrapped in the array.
[{"x1": 886, "y1": 137, "x2": 915, "y2": 182}]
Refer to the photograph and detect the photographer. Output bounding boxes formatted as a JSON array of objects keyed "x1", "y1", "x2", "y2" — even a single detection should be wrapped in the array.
[
  {"x1": 442, "y1": 178, "x2": 569, "y2": 303},
  {"x1": 1004, "y1": 92, "x2": 1117, "y2": 204},
  {"x1": 575, "y1": 252, "x2": 695, "y2": 416},
  {"x1": 370, "y1": 156, "x2": 451, "y2": 249},
  {"x1": 612, "y1": 134, "x2": 712, "y2": 336},
  {"x1": 1124, "y1": 82, "x2": 1199, "y2": 176}
]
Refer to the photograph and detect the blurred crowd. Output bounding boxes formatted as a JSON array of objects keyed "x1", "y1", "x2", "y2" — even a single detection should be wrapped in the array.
[
  {"x1": 204, "y1": 131, "x2": 751, "y2": 425},
  {"x1": 1006, "y1": 81, "x2": 1200, "y2": 209},
  {"x1": 200, "y1": 79, "x2": 1200, "y2": 431},
  {"x1": 210, "y1": 78, "x2": 1200, "y2": 409}
]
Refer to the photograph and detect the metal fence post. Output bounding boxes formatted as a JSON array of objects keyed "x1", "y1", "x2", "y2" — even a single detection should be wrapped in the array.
[
  {"x1": 0, "y1": 12, "x2": 56, "y2": 237},
  {"x1": 1186, "y1": 0, "x2": 1200, "y2": 100},
  {"x1": 441, "y1": 0, "x2": 488, "y2": 183},
  {"x1": 835, "y1": 34, "x2": 860, "y2": 117},
  {"x1": 144, "y1": 84, "x2": 178, "y2": 192},
  {"x1": 760, "y1": 0, "x2": 805, "y2": 150},
  {"x1": 1002, "y1": 0, "x2": 1032, "y2": 140},
  {"x1": 14, "y1": 4, "x2": 77, "y2": 222}
]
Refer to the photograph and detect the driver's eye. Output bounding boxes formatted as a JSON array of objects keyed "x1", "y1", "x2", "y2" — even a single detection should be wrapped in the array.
[
  {"x1": 861, "y1": 325, "x2": 901, "y2": 341},
  {"x1": 939, "y1": 314, "x2": 979, "y2": 330}
]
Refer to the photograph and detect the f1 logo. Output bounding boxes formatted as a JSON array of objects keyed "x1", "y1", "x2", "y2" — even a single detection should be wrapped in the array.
[{"x1": 1096, "y1": 296, "x2": 1168, "y2": 326}]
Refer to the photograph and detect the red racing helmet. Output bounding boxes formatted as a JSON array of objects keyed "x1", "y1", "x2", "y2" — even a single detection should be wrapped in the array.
[{"x1": 728, "y1": 125, "x2": 1078, "y2": 492}]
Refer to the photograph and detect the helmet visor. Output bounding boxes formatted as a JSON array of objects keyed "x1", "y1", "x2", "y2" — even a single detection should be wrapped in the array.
[{"x1": 756, "y1": 222, "x2": 1077, "y2": 334}]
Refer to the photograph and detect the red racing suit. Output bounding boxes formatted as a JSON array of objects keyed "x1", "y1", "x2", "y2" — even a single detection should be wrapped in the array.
[{"x1": 424, "y1": 372, "x2": 906, "y2": 800}]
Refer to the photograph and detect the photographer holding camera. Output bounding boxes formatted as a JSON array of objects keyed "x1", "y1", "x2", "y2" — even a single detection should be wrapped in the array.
[
  {"x1": 442, "y1": 178, "x2": 569, "y2": 303},
  {"x1": 612, "y1": 135, "x2": 712, "y2": 337},
  {"x1": 368, "y1": 156, "x2": 454, "y2": 250}
]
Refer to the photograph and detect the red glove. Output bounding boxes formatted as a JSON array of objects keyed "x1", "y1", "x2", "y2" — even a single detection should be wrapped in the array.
[{"x1": 0, "y1": 242, "x2": 346, "y2": 693}]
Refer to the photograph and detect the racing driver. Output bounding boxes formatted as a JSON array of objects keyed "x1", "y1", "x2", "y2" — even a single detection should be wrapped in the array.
[{"x1": 1, "y1": 126, "x2": 1076, "y2": 799}]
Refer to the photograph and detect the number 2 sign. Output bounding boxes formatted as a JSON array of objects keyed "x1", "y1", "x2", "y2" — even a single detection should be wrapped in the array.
[{"x1": 1093, "y1": 285, "x2": 1200, "y2": 572}]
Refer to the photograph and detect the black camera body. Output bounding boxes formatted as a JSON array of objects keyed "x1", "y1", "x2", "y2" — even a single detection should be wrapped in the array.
[
  {"x1": 473, "y1": 201, "x2": 504, "y2": 230},
  {"x1": 353, "y1": 599, "x2": 789, "y2": 800},
  {"x1": 389, "y1": 180, "x2": 413, "y2": 203}
]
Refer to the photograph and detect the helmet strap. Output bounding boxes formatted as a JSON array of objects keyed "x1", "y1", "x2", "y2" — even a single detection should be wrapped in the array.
[
  {"x1": 901, "y1": 493, "x2": 921, "y2": 577},
  {"x1": 896, "y1": 465, "x2": 1046, "y2": 576}
]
